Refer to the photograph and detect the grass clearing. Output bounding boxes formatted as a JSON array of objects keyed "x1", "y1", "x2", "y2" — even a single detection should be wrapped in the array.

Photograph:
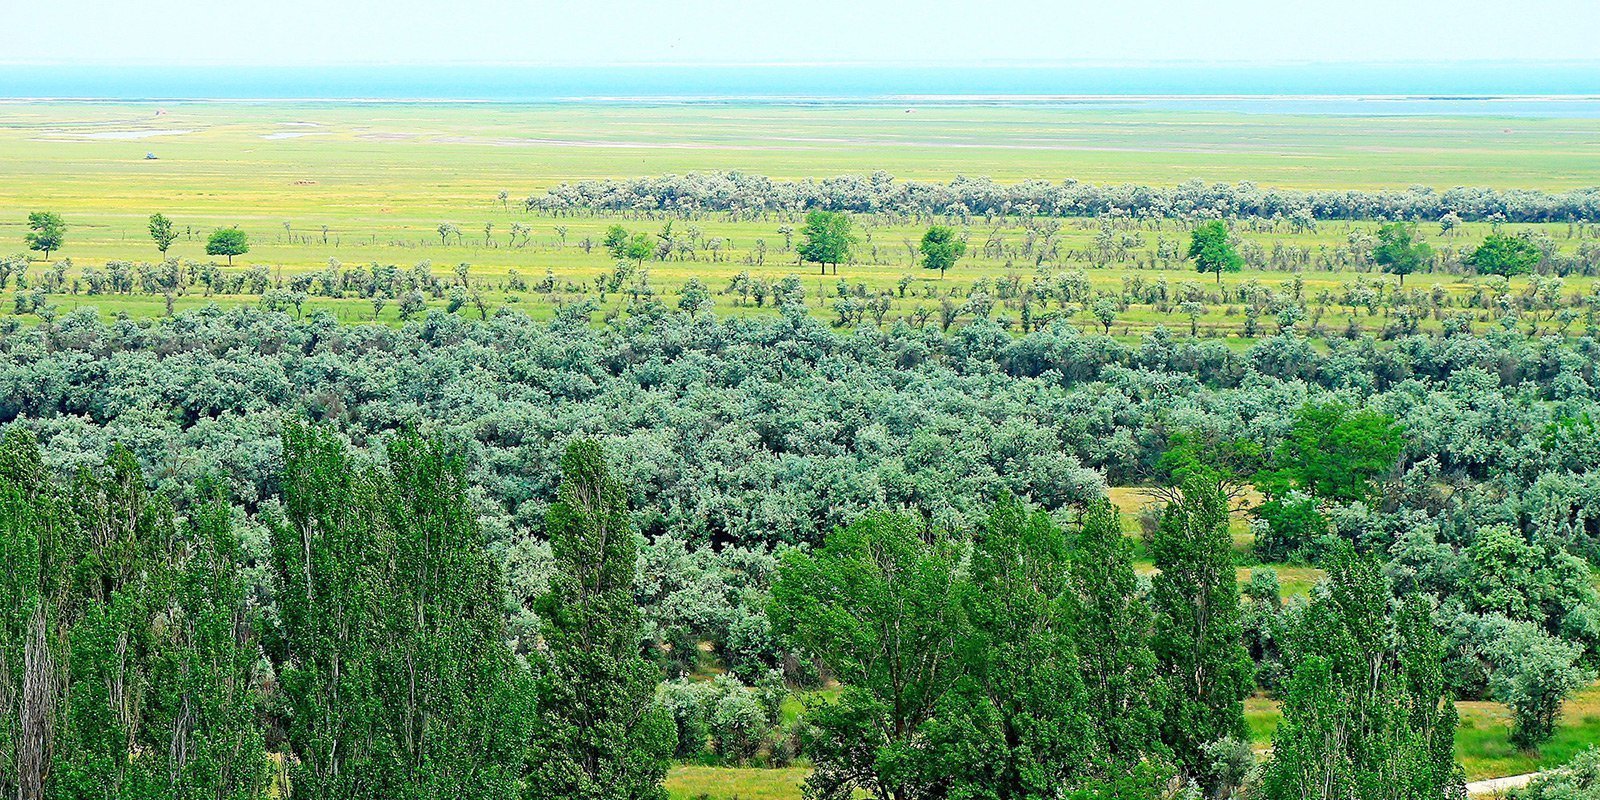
[{"x1": 667, "y1": 766, "x2": 811, "y2": 800}]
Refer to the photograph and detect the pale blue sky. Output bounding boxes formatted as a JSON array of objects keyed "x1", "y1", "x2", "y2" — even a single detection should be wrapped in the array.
[{"x1": 10, "y1": 0, "x2": 1599, "y2": 66}]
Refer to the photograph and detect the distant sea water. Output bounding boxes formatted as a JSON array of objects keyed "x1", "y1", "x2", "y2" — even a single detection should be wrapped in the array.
[{"x1": 3, "y1": 63, "x2": 1600, "y2": 115}]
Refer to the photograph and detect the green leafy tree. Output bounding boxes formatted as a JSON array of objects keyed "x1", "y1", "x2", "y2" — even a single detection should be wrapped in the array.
[
  {"x1": 1187, "y1": 220, "x2": 1242, "y2": 285},
  {"x1": 624, "y1": 233, "x2": 653, "y2": 264},
  {"x1": 1468, "y1": 233, "x2": 1541, "y2": 277},
  {"x1": 205, "y1": 227, "x2": 250, "y2": 266},
  {"x1": 1256, "y1": 548, "x2": 1465, "y2": 800},
  {"x1": 1150, "y1": 475, "x2": 1254, "y2": 788},
  {"x1": 1260, "y1": 401, "x2": 1403, "y2": 505},
  {"x1": 0, "y1": 433, "x2": 271, "y2": 800},
  {"x1": 930, "y1": 494, "x2": 1096, "y2": 797},
  {"x1": 1373, "y1": 222, "x2": 1432, "y2": 285},
  {"x1": 24, "y1": 211, "x2": 64, "y2": 259},
  {"x1": 797, "y1": 211, "x2": 856, "y2": 275},
  {"x1": 603, "y1": 225, "x2": 630, "y2": 258},
  {"x1": 677, "y1": 277, "x2": 712, "y2": 318},
  {"x1": 149, "y1": 212, "x2": 178, "y2": 256},
  {"x1": 1092, "y1": 296, "x2": 1119, "y2": 335},
  {"x1": 1070, "y1": 498, "x2": 1166, "y2": 770},
  {"x1": 770, "y1": 511, "x2": 964, "y2": 800},
  {"x1": 919, "y1": 225, "x2": 965, "y2": 278},
  {"x1": 269, "y1": 424, "x2": 528, "y2": 800},
  {"x1": 527, "y1": 440, "x2": 673, "y2": 800},
  {"x1": 1479, "y1": 616, "x2": 1592, "y2": 749}
]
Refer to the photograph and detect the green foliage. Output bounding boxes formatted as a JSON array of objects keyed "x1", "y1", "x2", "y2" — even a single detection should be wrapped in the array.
[
  {"x1": 528, "y1": 439, "x2": 673, "y2": 800},
  {"x1": 796, "y1": 211, "x2": 856, "y2": 274},
  {"x1": 1150, "y1": 475, "x2": 1253, "y2": 787},
  {"x1": 24, "y1": 211, "x2": 64, "y2": 259},
  {"x1": 205, "y1": 227, "x2": 250, "y2": 265},
  {"x1": 149, "y1": 212, "x2": 178, "y2": 255},
  {"x1": 1373, "y1": 222, "x2": 1433, "y2": 284},
  {"x1": 1511, "y1": 747, "x2": 1600, "y2": 800},
  {"x1": 934, "y1": 494, "x2": 1097, "y2": 797},
  {"x1": 1256, "y1": 549, "x2": 1465, "y2": 800},
  {"x1": 918, "y1": 225, "x2": 965, "y2": 278},
  {"x1": 1253, "y1": 491, "x2": 1328, "y2": 562},
  {"x1": 1477, "y1": 615, "x2": 1593, "y2": 749},
  {"x1": 1469, "y1": 233, "x2": 1542, "y2": 277},
  {"x1": 0, "y1": 431, "x2": 270, "y2": 800},
  {"x1": 1259, "y1": 401, "x2": 1403, "y2": 506},
  {"x1": 268, "y1": 423, "x2": 528, "y2": 800},
  {"x1": 678, "y1": 277, "x2": 712, "y2": 318},
  {"x1": 1070, "y1": 498, "x2": 1165, "y2": 767},
  {"x1": 770, "y1": 511, "x2": 964, "y2": 800},
  {"x1": 1186, "y1": 220, "x2": 1242, "y2": 284}
]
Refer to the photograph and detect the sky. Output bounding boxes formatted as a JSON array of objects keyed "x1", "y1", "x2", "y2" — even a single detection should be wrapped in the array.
[{"x1": 8, "y1": 0, "x2": 1600, "y2": 66}]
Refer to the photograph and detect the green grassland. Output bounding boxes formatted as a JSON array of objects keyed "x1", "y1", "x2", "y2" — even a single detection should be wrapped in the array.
[{"x1": 1, "y1": 101, "x2": 1598, "y2": 333}]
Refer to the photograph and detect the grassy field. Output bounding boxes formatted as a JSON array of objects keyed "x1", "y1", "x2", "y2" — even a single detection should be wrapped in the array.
[{"x1": 2, "y1": 101, "x2": 1598, "y2": 333}]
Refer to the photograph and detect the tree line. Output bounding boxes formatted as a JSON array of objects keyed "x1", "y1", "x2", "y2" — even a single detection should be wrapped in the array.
[{"x1": 527, "y1": 171, "x2": 1600, "y2": 224}]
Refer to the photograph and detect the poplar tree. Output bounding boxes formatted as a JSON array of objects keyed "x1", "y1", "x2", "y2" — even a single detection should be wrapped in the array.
[
  {"x1": 270, "y1": 423, "x2": 526, "y2": 800},
  {"x1": 526, "y1": 439, "x2": 672, "y2": 800},
  {"x1": 1070, "y1": 498, "x2": 1165, "y2": 770},
  {"x1": 933, "y1": 494, "x2": 1095, "y2": 798},
  {"x1": 1257, "y1": 549, "x2": 1465, "y2": 800},
  {"x1": 1150, "y1": 475, "x2": 1254, "y2": 788}
]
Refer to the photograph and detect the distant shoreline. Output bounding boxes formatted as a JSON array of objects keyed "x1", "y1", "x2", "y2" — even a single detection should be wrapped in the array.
[
  {"x1": 4, "y1": 95, "x2": 1599, "y2": 119},
  {"x1": 4, "y1": 62, "x2": 1597, "y2": 103}
]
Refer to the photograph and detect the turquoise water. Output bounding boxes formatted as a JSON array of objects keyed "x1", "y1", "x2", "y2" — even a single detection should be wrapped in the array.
[{"x1": 3, "y1": 63, "x2": 1598, "y2": 112}]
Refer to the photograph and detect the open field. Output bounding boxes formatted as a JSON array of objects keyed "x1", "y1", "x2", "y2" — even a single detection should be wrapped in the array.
[{"x1": 2, "y1": 101, "x2": 1599, "y2": 335}]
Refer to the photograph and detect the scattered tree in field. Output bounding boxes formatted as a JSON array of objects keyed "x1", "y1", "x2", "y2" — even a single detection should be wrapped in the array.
[
  {"x1": 1256, "y1": 548, "x2": 1465, "y2": 800},
  {"x1": 527, "y1": 440, "x2": 672, "y2": 800},
  {"x1": 919, "y1": 225, "x2": 965, "y2": 278},
  {"x1": 398, "y1": 289, "x2": 426, "y2": 320},
  {"x1": 603, "y1": 225, "x2": 653, "y2": 264},
  {"x1": 148, "y1": 212, "x2": 178, "y2": 255},
  {"x1": 24, "y1": 211, "x2": 64, "y2": 259},
  {"x1": 1092, "y1": 296, "x2": 1119, "y2": 334},
  {"x1": 1373, "y1": 222, "x2": 1432, "y2": 285},
  {"x1": 1478, "y1": 614, "x2": 1592, "y2": 749},
  {"x1": 1468, "y1": 233, "x2": 1541, "y2": 277},
  {"x1": 1150, "y1": 475, "x2": 1254, "y2": 789},
  {"x1": 603, "y1": 224, "x2": 629, "y2": 257},
  {"x1": 677, "y1": 277, "x2": 711, "y2": 318},
  {"x1": 1187, "y1": 220, "x2": 1242, "y2": 284},
  {"x1": 796, "y1": 211, "x2": 855, "y2": 275},
  {"x1": 437, "y1": 222, "x2": 461, "y2": 246},
  {"x1": 205, "y1": 227, "x2": 250, "y2": 265}
]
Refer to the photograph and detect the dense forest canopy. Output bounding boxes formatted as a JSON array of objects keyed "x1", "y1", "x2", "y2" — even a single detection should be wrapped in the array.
[{"x1": 1, "y1": 295, "x2": 1599, "y2": 798}]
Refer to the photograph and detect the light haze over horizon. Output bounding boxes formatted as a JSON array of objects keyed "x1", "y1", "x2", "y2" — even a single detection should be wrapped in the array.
[{"x1": 10, "y1": 0, "x2": 1600, "y2": 67}]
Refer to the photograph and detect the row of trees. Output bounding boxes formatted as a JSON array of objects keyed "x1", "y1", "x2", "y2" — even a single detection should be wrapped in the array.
[
  {"x1": 528, "y1": 171, "x2": 1600, "y2": 223},
  {"x1": 19, "y1": 213, "x2": 250, "y2": 264},
  {"x1": 0, "y1": 426, "x2": 676, "y2": 800}
]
